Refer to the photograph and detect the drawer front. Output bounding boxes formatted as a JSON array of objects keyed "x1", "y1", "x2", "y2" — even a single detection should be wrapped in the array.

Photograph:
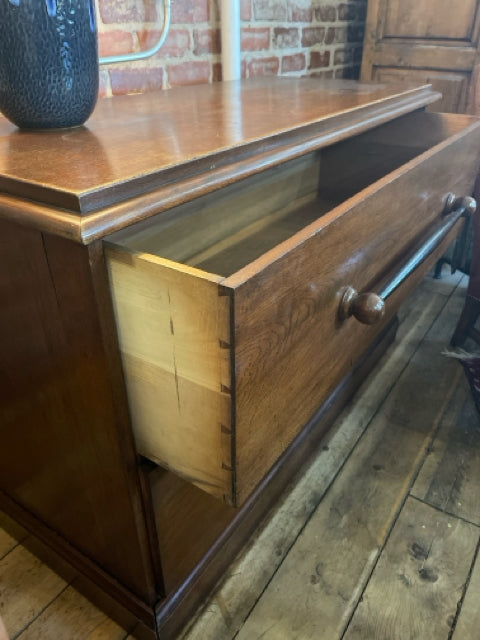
[
  {"x1": 106, "y1": 112, "x2": 480, "y2": 507},
  {"x1": 230, "y1": 117, "x2": 480, "y2": 504}
]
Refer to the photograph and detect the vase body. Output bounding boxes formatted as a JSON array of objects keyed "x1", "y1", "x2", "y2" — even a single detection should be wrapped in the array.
[{"x1": 0, "y1": 0, "x2": 99, "y2": 129}]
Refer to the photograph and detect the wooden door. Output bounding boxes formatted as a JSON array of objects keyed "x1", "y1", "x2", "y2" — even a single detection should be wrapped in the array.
[{"x1": 361, "y1": 0, "x2": 480, "y2": 113}]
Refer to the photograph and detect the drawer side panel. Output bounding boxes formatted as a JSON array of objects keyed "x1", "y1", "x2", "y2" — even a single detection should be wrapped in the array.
[{"x1": 105, "y1": 247, "x2": 233, "y2": 502}]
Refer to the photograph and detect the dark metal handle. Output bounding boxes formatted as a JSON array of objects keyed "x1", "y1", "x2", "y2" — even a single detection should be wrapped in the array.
[{"x1": 339, "y1": 195, "x2": 477, "y2": 325}]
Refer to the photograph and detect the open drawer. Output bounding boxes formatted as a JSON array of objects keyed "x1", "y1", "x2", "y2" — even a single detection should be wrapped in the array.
[{"x1": 104, "y1": 110, "x2": 480, "y2": 507}]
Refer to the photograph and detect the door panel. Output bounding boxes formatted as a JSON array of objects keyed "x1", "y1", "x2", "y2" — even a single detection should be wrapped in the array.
[
  {"x1": 373, "y1": 67, "x2": 470, "y2": 113},
  {"x1": 362, "y1": 0, "x2": 480, "y2": 114},
  {"x1": 383, "y1": 0, "x2": 478, "y2": 40}
]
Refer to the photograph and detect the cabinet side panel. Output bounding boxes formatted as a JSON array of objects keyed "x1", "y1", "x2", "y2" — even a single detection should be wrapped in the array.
[
  {"x1": 105, "y1": 247, "x2": 233, "y2": 502},
  {"x1": 0, "y1": 221, "x2": 157, "y2": 604}
]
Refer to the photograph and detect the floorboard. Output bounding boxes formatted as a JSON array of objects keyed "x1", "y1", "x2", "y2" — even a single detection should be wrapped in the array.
[
  {"x1": 344, "y1": 496, "x2": 479, "y2": 640},
  {"x1": 452, "y1": 541, "x2": 480, "y2": 639},
  {"x1": 0, "y1": 546, "x2": 67, "y2": 639},
  {"x1": 411, "y1": 378, "x2": 480, "y2": 525},
  {"x1": 15, "y1": 587, "x2": 127, "y2": 640}
]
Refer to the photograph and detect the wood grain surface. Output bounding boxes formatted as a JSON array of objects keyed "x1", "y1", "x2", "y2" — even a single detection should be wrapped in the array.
[
  {"x1": 0, "y1": 80, "x2": 440, "y2": 243},
  {"x1": 105, "y1": 246, "x2": 232, "y2": 500},
  {"x1": 412, "y1": 378, "x2": 480, "y2": 525},
  {"x1": 382, "y1": 0, "x2": 478, "y2": 39},
  {"x1": 0, "y1": 220, "x2": 159, "y2": 610},
  {"x1": 14, "y1": 587, "x2": 127, "y2": 640},
  {"x1": 361, "y1": 0, "x2": 480, "y2": 114},
  {"x1": 107, "y1": 153, "x2": 322, "y2": 269},
  {"x1": 235, "y1": 282, "x2": 467, "y2": 640},
  {"x1": 230, "y1": 113, "x2": 480, "y2": 503},
  {"x1": 0, "y1": 79, "x2": 437, "y2": 212},
  {"x1": 452, "y1": 545, "x2": 480, "y2": 639},
  {"x1": 344, "y1": 497, "x2": 479, "y2": 640},
  {"x1": 0, "y1": 545, "x2": 67, "y2": 638}
]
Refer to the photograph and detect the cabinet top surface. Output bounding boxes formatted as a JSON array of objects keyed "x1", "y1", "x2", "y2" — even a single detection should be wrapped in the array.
[{"x1": 0, "y1": 77, "x2": 439, "y2": 242}]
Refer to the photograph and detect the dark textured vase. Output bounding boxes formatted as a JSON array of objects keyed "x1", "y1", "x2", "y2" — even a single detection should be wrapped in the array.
[{"x1": 0, "y1": 0, "x2": 99, "y2": 129}]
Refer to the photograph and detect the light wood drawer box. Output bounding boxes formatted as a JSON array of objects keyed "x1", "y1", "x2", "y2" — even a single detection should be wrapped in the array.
[{"x1": 105, "y1": 110, "x2": 480, "y2": 507}]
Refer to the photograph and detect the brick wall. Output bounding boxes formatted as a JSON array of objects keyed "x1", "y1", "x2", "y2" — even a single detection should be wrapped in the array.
[{"x1": 97, "y1": 0, "x2": 367, "y2": 96}]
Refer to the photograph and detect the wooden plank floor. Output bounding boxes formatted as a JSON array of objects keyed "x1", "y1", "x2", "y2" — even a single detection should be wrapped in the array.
[{"x1": 1, "y1": 270, "x2": 479, "y2": 640}]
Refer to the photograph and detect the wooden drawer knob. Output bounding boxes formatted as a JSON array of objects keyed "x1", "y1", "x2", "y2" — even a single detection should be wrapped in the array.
[
  {"x1": 339, "y1": 194, "x2": 476, "y2": 327},
  {"x1": 339, "y1": 286, "x2": 385, "y2": 325}
]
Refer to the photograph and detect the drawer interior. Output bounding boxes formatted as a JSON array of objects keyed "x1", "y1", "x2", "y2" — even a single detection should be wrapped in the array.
[{"x1": 108, "y1": 111, "x2": 468, "y2": 278}]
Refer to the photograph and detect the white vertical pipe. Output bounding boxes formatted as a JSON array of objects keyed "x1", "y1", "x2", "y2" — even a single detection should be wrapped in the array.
[{"x1": 221, "y1": 0, "x2": 241, "y2": 81}]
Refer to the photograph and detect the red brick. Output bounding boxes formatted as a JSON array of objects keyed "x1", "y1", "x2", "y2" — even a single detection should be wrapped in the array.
[
  {"x1": 100, "y1": 0, "x2": 157, "y2": 24},
  {"x1": 110, "y1": 67, "x2": 164, "y2": 94},
  {"x1": 273, "y1": 27, "x2": 300, "y2": 48},
  {"x1": 325, "y1": 27, "x2": 334, "y2": 44},
  {"x1": 289, "y1": 1, "x2": 312, "y2": 21},
  {"x1": 171, "y1": 0, "x2": 209, "y2": 23},
  {"x1": 241, "y1": 0, "x2": 253, "y2": 20},
  {"x1": 98, "y1": 30, "x2": 135, "y2": 58},
  {"x1": 242, "y1": 28, "x2": 271, "y2": 51},
  {"x1": 194, "y1": 28, "x2": 221, "y2": 55},
  {"x1": 302, "y1": 27, "x2": 325, "y2": 47},
  {"x1": 309, "y1": 50, "x2": 330, "y2": 69},
  {"x1": 138, "y1": 28, "x2": 190, "y2": 57},
  {"x1": 247, "y1": 56, "x2": 280, "y2": 77},
  {"x1": 253, "y1": 0, "x2": 287, "y2": 21},
  {"x1": 281, "y1": 53, "x2": 306, "y2": 72},
  {"x1": 167, "y1": 60, "x2": 211, "y2": 85},
  {"x1": 315, "y1": 5, "x2": 336, "y2": 22}
]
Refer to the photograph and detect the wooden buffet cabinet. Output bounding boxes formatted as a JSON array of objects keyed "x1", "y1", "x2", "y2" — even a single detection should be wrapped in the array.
[{"x1": 1, "y1": 78, "x2": 480, "y2": 638}]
